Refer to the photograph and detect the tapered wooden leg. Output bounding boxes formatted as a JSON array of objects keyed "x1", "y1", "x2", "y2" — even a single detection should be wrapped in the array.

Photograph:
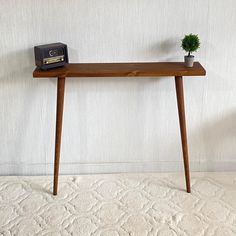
[
  {"x1": 175, "y1": 76, "x2": 191, "y2": 193},
  {"x1": 53, "y1": 77, "x2": 65, "y2": 195}
]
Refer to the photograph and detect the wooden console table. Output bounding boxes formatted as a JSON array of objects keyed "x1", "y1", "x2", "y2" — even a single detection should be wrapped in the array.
[{"x1": 33, "y1": 62, "x2": 206, "y2": 195}]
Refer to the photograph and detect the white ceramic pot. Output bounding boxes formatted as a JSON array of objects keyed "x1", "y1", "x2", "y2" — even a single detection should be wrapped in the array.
[{"x1": 184, "y1": 55, "x2": 194, "y2": 67}]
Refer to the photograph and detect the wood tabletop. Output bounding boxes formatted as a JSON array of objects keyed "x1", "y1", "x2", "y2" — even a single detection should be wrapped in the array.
[{"x1": 33, "y1": 62, "x2": 206, "y2": 78}]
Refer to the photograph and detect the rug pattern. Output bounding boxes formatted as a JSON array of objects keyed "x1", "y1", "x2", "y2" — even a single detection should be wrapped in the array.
[{"x1": 0, "y1": 173, "x2": 236, "y2": 236}]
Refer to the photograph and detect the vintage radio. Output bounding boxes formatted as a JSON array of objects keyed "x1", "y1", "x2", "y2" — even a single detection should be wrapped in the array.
[{"x1": 34, "y1": 42, "x2": 69, "y2": 70}]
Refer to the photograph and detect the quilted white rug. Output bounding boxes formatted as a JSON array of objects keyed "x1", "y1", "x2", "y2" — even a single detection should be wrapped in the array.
[{"x1": 1, "y1": 173, "x2": 236, "y2": 236}]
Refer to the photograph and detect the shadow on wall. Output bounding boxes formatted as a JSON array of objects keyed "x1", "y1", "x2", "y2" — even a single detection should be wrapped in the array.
[
  {"x1": 201, "y1": 111, "x2": 236, "y2": 170},
  {"x1": 146, "y1": 38, "x2": 181, "y2": 61},
  {"x1": 0, "y1": 47, "x2": 56, "y2": 171},
  {"x1": 0, "y1": 48, "x2": 36, "y2": 84},
  {"x1": 157, "y1": 110, "x2": 236, "y2": 173}
]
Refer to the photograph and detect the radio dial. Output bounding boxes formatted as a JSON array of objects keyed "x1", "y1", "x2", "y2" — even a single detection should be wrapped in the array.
[
  {"x1": 49, "y1": 50, "x2": 54, "y2": 57},
  {"x1": 49, "y1": 49, "x2": 58, "y2": 57}
]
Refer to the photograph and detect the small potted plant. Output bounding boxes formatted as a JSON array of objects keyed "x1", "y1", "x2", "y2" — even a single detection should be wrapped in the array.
[{"x1": 181, "y1": 34, "x2": 200, "y2": 67}]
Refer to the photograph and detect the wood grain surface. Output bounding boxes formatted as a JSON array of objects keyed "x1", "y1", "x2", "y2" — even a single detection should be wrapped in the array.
[{"x1": 33, "y1": 62, "x2": 206, "y2": 78}]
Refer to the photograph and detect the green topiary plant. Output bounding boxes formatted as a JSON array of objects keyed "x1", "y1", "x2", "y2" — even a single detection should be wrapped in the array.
[
  {"x1": 181, "y1": 34, "x2": 200, "y2": 67},
  {"x1": 181, "y1": 34, "x2": 200, "y2": 56}
]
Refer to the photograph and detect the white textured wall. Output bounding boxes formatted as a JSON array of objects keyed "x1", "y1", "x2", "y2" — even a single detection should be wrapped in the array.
[{"x1": 0, "y1": 0, "x2": 236, "y2": 175}]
